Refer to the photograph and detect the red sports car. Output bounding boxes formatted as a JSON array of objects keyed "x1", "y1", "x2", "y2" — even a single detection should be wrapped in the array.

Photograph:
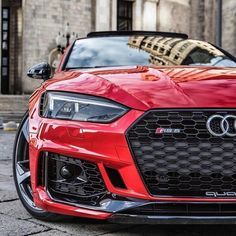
[{"x1": 13, "y1": 31, "x2": 236, "y2": 223}]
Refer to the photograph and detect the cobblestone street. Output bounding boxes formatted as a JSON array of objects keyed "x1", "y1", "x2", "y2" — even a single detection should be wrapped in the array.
[{"x1": 1, "y1": 130, "x2": 236, "y2": 235}]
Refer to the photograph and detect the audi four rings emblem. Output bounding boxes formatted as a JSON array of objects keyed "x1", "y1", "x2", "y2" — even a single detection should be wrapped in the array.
[{"x1": 206, "y1": 115, "x2": 236, "y2": 137}]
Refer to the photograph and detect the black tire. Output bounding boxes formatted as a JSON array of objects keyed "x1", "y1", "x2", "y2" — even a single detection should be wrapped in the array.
[{"x1": 13, "y1": 112, "x2": 66, "y2": 221}]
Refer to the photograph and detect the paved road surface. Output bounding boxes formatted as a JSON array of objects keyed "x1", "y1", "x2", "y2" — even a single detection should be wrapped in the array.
[{"x1": 1, "y1": 130, "x2": 236, "y2": 235}]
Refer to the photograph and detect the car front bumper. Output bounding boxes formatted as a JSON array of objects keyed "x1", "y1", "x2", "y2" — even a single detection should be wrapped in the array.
[
  {"x1": 34, "y1": 186, "x2": 236, "y2": 224},
  {"x1": 29, "y1": 103, "x2": 236, "y2": 223}
]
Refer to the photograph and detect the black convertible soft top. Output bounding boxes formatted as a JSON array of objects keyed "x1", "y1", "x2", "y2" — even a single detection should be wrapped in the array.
[{"x1": 87, "y1": 31, "x2": 188, "y2": 39}]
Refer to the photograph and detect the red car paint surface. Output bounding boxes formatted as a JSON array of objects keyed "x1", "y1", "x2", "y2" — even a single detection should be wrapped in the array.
[
  {"x1": 44, "y1": 66, "x2": 236, "y2": 109},
  {"x1": 28, "y1": 65, "x2": 236, "y2": 218}
]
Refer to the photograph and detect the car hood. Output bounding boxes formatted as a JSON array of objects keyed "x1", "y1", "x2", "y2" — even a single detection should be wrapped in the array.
[{"x1": 45, "y1": 66, "x2": 236, "y2": 111}]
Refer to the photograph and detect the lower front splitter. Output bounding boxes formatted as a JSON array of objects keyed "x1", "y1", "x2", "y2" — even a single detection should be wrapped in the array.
[{"x1": 109, "y1": 214, "x2": 236, "y2": 224}]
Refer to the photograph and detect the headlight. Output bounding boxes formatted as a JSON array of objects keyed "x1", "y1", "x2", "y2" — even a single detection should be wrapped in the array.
[{"x1": 41, "y1": 92, "x2": 129, "y2": 123}]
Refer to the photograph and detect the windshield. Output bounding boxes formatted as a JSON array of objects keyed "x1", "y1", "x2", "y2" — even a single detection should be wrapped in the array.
[{"x1": 65, "y1": 36, "x2": 236, "y2": 69}]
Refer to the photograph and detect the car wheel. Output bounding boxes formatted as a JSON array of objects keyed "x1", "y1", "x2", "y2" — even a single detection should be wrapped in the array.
[{"x1": 13, "y1": 112, "x2": 65, "y2": 221}]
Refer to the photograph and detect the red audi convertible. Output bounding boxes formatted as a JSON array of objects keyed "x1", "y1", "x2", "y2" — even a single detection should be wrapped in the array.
[{"x1": 13, "y1": 31, "x2": 236, "y2": 223}]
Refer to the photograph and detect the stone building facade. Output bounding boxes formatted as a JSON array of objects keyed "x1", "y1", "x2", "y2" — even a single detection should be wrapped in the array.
[
  {"x1": 0, "y1": 0, "x2": 236, "y2": 95},
  {"x1": 1, "y1": 0, "x2": 93, "y2": 94}
]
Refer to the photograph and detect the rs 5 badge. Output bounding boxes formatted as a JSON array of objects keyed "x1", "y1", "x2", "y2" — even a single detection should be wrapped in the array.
[{"x1": 156, "y1": 128, "x2": 181, "y2": 134}]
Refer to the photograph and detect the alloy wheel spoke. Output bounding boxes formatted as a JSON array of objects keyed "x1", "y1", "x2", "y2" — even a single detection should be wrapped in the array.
[
  {"x1": 22, "y1": 118, "x2": 29, "y2": 142},
  {"x1": 18, "y1": 170, "x2": 30, "y2": 184},
  {"x1": 16, "y1": 162, "x2": 30, "y2": 184},
  {"x1": 15, "y1": 115, "x2": 43, "y2": 211}
]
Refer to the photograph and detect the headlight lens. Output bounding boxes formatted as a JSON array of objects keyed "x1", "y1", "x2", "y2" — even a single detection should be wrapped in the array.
[{"x1": 42, "y1": 92, "x2": 129, "y2": 123}]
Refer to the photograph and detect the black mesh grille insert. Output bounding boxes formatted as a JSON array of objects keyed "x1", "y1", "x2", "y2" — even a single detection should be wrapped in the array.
[
  {"x1": 126, "y1": 110, "x2": 236, "y2": 197},
  {"x1": 47, "y1": 153, "x2": 107, "y2": 206},
  {"x1": 105, "y1": 167, "x2": 127, "y2": 189}
]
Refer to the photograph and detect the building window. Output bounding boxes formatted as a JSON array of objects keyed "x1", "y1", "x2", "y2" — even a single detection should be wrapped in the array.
[
  {"x1": 117, "y1": 0, "x2": 133, "y2": 31},
  {"x1": 1, "y1": 7, "x2": 10, "y2": 94}
]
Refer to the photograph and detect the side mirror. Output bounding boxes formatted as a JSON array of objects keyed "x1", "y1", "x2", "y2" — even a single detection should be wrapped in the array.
[{"x1": 27, "y1": 62, "x2": 51, "y2": 80}]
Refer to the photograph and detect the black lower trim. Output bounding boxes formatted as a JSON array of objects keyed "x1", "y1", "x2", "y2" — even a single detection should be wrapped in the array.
[
  {"x1": 109, "y1": 214, "x2": 236, "y2": 224},
  {"x1": 119, "y1": 202, "x2": 236, "y2": 216},
  {"x1": 111, "y1": 202, "x2": 236, "y2": 224}
]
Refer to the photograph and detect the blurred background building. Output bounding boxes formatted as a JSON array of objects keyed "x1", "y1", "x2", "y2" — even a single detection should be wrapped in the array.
[{"x1": 0, "y1": 0, "x2": 235, "y2": 96}]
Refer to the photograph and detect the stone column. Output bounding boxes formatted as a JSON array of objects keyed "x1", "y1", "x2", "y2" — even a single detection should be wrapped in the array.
[
  {"x1": 222, "y1": 0, "x2": 236, "y2": 55},
  {"x1": 95, "y1": 0, "x2": 111, "y2": 31},
  {"x1": 189, "y1": 0, "x2": 205, "y2": 40},
  {"x1": 157, "y1": 0, "x2": 190, "y2": 35},
  {"x1": 133, "y1": 0, "x2": 143, "y2": 30},
  {"x1": 204, "y1": 0, "x2": 216, "y2": 44},
  {"x1": 142, "y1": 0, "x2": 159, "y2": 31},
  {"x1": 111, "y1": 0, "x2": 117, "y2": 30}
]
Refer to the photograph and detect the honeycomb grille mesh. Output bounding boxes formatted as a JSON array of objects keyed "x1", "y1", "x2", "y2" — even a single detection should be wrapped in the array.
[
  {"x1": 127, "y1": 110, "x2": 236, "y2": 197},
  {"x1": 47, "y1": 153, "x2": 107, "y2": 206}
]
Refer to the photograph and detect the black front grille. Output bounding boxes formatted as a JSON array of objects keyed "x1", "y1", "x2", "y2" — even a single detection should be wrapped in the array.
[
  {"x1": 46, "y1": 153, "x2": 107, "y2": 206},
  {"x1": 126, "y1": 110, "x2": 236, "y2": 197}
]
